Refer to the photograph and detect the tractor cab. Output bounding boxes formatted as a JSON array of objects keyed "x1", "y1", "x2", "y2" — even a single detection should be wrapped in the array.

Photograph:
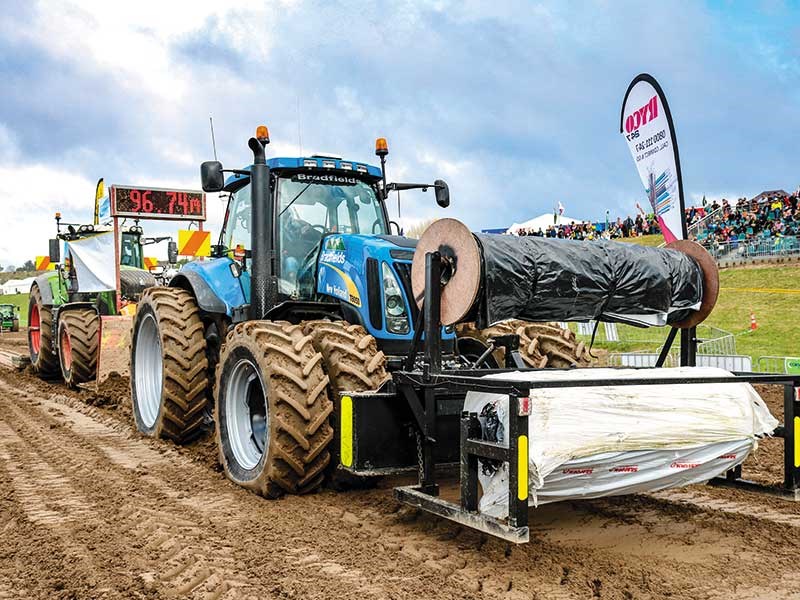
[
  {"x1": 221, "y1": 156, "x2": 389, "y2": 300},
  {"x1": 191, "y1": 126, "x2": 452, "y2": 351}
]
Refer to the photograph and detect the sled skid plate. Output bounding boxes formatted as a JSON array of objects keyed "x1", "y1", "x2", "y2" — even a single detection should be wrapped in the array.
[{"x1": 394, "y1": 485, "x2": 529, "y2": 544}]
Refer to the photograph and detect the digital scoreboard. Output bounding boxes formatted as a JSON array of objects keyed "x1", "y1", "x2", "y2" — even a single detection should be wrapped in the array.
[{"x1": 110, "y1": 185, "x2": 206, "y2": 221}]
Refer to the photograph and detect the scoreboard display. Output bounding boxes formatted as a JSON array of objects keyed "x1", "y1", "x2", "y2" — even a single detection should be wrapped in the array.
[{"x1": 110, "y1": 185, "x2": 206, "y2": 221}]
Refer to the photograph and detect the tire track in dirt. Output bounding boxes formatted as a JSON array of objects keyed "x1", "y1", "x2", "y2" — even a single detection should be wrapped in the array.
[
  {"x1": 0, "y1": 380, "x2": 265, "y2": 599},
  {"x1": 6, "y1": 369, "x2": 800, "y2": 599},
  {"x1": 650, "y1": 488, "x2": 800, "y2": 527}
]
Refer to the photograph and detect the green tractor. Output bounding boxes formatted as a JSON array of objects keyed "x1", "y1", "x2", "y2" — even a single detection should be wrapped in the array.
[
  {"x1": 0, "y1": 304, "x2": 19, "y2": 332},
  {"x1": 28, "y1": 214, "x2": 169, "y2": 386}
]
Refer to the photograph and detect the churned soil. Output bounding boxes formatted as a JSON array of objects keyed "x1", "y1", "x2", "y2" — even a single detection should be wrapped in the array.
[{"x1": 2, "y1": 331, "x2": 800, "y2": 599}]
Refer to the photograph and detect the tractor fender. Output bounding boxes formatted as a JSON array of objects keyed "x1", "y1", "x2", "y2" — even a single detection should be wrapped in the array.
[
  {"x1": 32, "y1": 274, "x2": 55, "y2": 305},
  {"x1": 169, "y1": 271, "x2": 227, "y2": 314}
]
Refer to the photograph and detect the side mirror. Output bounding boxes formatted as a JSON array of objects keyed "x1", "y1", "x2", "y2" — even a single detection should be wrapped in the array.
[
  {"x1": 48, "y1": 239, "x2": 60, "y2": 263},
  {"x1": 434, "y1": 179, "x2": 450, "y2": 208},
  {"x1": 167, "y1": 240, "x2": 178, "y2": 264},
  {"x1": 201, "y1": 161, "x2": 225, "y2": 192}
]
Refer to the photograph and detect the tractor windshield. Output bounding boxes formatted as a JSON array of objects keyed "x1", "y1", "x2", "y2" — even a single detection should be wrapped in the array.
[
  {"x1": 278, "y1": 175, "x2": 386, "y2": 293},
  {"x1": 0, "y1": 305, "x2": 13, "y2": 319}
]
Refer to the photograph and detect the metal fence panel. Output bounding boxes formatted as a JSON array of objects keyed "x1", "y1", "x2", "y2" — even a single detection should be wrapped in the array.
[
  {"x1": 756, "y1": 356, "x2": 800, "y2": 374},
  {"x1": 696, "y1": 354, "x2": 752, "y2": 371}
]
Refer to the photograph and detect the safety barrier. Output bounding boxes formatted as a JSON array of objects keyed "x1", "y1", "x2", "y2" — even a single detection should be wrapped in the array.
[
  {"x1": 607, "y1": 352, "x2": 752, "y2": 371},
  {"x1": 756, "y1": 356, "x2": 800, "y2": 374},
  {"x1": 705, "y1": 235, "x2": 800, "y2": 264}
]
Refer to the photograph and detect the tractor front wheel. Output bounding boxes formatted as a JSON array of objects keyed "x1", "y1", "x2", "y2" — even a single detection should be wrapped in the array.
[
  {"x1": 215, "y1": 321, "x2": 334, "y2": 497},
  {"x1": 28, "y1": 284, "x2": 60, "y2": 379},
  {"x1": 58, "y1": 308, "x2": 100, "y2": 387},
  {"x1": 131, "y1": 287, "x2": 209, "y2": 442}
]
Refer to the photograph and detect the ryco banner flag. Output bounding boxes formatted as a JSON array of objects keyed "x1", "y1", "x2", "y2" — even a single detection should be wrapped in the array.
[{"x1": 620, "y1": 74, "x2": 686, "y2": 243}]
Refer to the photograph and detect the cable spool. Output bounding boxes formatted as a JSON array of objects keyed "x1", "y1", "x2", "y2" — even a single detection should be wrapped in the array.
[{"x1": 411, "y1": 218, "x2": 719, "y2": 328}]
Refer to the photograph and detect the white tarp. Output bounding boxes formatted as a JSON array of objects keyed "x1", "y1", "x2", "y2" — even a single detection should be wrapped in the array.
[
  {"x1": 464, "y1": 367, "x2": 777, "y2": 517},
  {"x1": 68, "y1": 231, "x2": 116, "y2": 292}
]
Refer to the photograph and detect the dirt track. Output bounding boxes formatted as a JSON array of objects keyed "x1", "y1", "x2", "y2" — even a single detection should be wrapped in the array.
[{"x1": 2, "y1": 331, "x2": 800, "y2": 599}]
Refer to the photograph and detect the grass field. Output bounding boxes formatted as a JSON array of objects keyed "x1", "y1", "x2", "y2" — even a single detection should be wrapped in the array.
[
  {"x1": 578, "y1": 265, "x2": 799, "y2": 361},
  {"x1": 0, "y1": 294, "x2": 28, "y2": 327},
  {"x1": 618, "y1": 234, "x2": 665, "y2": 247}
]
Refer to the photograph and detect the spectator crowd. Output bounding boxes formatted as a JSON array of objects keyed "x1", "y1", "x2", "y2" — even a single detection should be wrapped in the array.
[
  {"x1": 691, "y1": 194, "x2": 799, "y2": 250},
  {"x1": 515, "y1": 213, "x2": 660, "y2": 240},
  {"x1": 512, "y1": 191, "x2": 799, "y2": 256}
]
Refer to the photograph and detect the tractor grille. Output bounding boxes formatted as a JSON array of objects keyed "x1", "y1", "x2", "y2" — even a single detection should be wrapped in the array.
[{"x1": 392, "y1": 262, "x2": 419, "y2": 327}]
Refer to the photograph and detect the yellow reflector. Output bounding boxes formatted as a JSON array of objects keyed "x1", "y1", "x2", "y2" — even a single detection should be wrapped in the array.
[
  {"x1": 341, "y1": 396, "x2": 353, "y2": 468},
  {"x1": 518, "y1": 434, "x2": 528, "y2": 501},
  {"x1": 794, "y1": 417, "x2": 800, "y2": 468}
]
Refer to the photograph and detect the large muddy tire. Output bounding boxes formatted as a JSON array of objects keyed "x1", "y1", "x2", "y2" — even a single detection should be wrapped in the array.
[
  {"x1": 58, "y1": 308, "x2": 100, "y2": 387},
  {"x1": 457, "y1": 320, "x2": 592, "y2": 368},
  {"x1": 303, "y1": 320, "x2": 391, "y2": 395},
  {"x1": 11, "y1": 319, "x2": 19, "y2": 333},
  {"x1": 131, "y1": 287, "x2": 208, "y2": 443},
  {"x1": 303, "y1": 320, "x2": 391, "y2": 488},
  {"x1": 215, "y1": 321, "x2": 334, "y2": 498},
  {"x1": 28, "y1": 284, "x2": 60, "y2": 379}
]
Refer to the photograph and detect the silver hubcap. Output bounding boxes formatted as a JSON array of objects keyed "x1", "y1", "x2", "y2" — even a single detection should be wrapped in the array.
[
  {"x1": 135, "y1": 313, "x2": 163, "y2": 429},
  {"x1": 226, "y1": 359, "x2": 268, "y2": 470}
]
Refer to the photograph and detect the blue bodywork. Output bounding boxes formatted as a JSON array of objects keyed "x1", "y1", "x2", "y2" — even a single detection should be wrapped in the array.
[{"x1": 173, "y1": 155, "x2": 453, "y2": 351}]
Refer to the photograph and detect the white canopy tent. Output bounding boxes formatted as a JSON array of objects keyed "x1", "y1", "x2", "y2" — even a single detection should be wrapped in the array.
[
  {"x1": 506, "y1": 212, "x2": 591, "y2": 235},
  {"x1": 1, "y1": 277, "x2": 36, "y2": 295}
]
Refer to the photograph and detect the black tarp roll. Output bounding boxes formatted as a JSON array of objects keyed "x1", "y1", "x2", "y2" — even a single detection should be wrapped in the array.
[{"x1": 474, "y1": 234, "x2": 703, "y2": 327}]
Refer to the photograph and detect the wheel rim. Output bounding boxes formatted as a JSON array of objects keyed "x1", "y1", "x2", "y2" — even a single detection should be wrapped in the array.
[
  {"x1": 60, "y1": 326, "x2": 72, "y2": 372},
  {"x1": 30, "y1": 304, "x2": 41, "y2": 354},
  {"x1": 134, "y1": 313, "x2": 163, "y2": 428},
  {"x1": 225, "y1": 358, "x2": 268, "y2": 470}
]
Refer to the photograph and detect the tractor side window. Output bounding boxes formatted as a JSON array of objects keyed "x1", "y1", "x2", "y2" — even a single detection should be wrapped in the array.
[
  {"x1": 226, "y1": 184, "x2": 252, "y2": 252},
  {"x1": 120, "y1": 233, "x2": 142, "y2": 268}
]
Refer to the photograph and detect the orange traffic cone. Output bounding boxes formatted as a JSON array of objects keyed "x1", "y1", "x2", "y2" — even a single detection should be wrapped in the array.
[{"x1": 750, "y1": 311, "x2": 758, "y2": 331}]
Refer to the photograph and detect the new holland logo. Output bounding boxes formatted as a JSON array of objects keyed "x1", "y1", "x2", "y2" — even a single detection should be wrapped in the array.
[{"x1": 324, "y1": 236, "x2": 345, "y2": 251}]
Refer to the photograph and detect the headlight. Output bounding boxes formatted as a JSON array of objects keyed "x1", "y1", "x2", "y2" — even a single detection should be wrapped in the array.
[{"x1": 382, "y1": 262, "x2": 409, "y2": 334}]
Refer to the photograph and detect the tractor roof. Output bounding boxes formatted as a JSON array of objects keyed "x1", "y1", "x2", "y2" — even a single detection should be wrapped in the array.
[{"x1": 224, "y1": 156, "x2": 382, "y2": 190}]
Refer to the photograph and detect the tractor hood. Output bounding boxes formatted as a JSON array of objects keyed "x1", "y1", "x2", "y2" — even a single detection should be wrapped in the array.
[{"x1": 312, "y1": 233, "x2": 418, "y2": 341}]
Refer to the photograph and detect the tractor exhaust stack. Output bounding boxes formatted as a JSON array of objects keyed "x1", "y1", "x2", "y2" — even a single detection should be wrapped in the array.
[{"x1": 248, "y1": 132, "x2": 276, "y2": 320}]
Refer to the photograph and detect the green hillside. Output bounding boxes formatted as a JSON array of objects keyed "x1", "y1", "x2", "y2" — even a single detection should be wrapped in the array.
[{"x1": 578, "y1": 264, "x2": 799, "y2": 361}]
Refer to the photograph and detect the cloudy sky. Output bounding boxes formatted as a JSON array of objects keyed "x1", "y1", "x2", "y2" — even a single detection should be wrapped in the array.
[{"x1": 1, "y1": 1, "x2": 798, "y2": 266}]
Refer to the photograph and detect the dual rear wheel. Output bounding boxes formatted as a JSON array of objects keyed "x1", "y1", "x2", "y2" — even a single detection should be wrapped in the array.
[{"x1": 28, "y1": 284, "x2": 99, "y2": 386}]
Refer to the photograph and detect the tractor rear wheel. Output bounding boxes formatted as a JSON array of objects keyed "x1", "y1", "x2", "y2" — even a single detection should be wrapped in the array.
[
  {"x1": 28, "y1": 284, "x2": 60, "y2": 379},
  {"x1": 58, "y1": 308, "x2": 100, "y2": 387},
  {"x1": 131, "y1": 287, "x2": 208, "y2": 442},
  {"x1": 303, "y1": 320, "x2": 390, "y2": 488},
  {"x1": 456, "y1": 320, "x2": 592, "y2": 368},
  {"x1": 11, "y1": 319, "x2": 19, "y2": 333},
  {"x1": 214, "y1": 321, "x2": 334, "y2": 497}
]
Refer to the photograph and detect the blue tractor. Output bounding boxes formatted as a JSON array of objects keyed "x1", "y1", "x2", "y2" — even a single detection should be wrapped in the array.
[{"x1": 130, "y1": 126, "x2": 589, "y2": 498}]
